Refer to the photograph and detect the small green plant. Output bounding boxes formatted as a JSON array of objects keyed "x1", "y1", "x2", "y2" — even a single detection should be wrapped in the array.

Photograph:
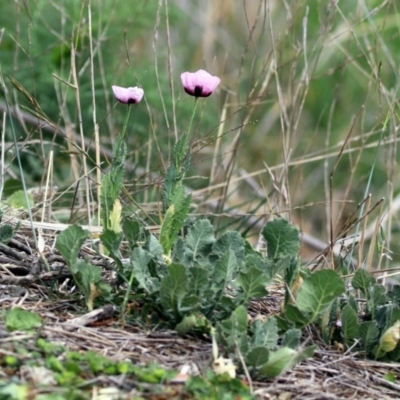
[{"x1": 55, "y1": 225, "x2": 111, "y2": 310}]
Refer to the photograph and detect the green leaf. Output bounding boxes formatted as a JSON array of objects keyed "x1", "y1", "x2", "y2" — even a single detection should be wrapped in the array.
[
  {"x1": 245, "y1": 346, "x2": 269, "y2": 370},
  {"x1": 367, "y1": 284, "x2": 387, "y2": 317},
  {"x1": 130, "y1": 247, "x2": 156, "y2": 294},
  {"x1": 258, "y1": 345, "x2": 315, "y2": 378},
  {"x1": 6, "y1": 190, "x2": 34, "y2": 210},
  {"x1": 235, "y1": 266, "x2": 269, "y2": 304},
  {"x1": 281, "y1": 329, "x2": 302, "y2": 349},
  {"x1": 258, "y1": 347, "x2": 296, "y2": 377},
  {"x1": 185, "y1": 219, "x2": 215, "y2": 263},
  {"x1": 0, "y1": 224, "x2": 14, "y2": 244},
  {"x1": 100, "y1": 229, "x2": 123, "y2": 268},
  {"x1": 145, "y1": 234, "x2": 164, "y2": 261},
  {"x1": 56, "y1": 225, "x2": 89, "y2": 271},
  {"x1": 352, "y1": 269, "x2": 375, "y2": 297},
  {"x1": 189, "y1": 266, "x2": 210, "y2": 296},
  {"x1": 284, "y1": 304, "x2": 310, "y2": 327},
  {"x1": 251, "y1": 317, "x2": 279, "y2": 349},
  {"x1": 175, "y1": 313, "x2": 211, "y2": 335},
  {"x1": 218, "y1": 306, "x2": 249, "y2": 355},
  {"x1": 262, "y1": 218, "x2": 300, "y2": 259},
  {"x1": 296, "y1": 270, "x2": 345, "y2": 324},
  {"x1": 212, "y1": 231, "x2": 245, "y2": 265},
  {"x1": 214, "y1": 249, "x2": 238, "y2": 287},
  {"x1": 160, "y1": 264, "x2": 189, "y2": 318},
  {"x1": 341, "y1": 304, "x2": 359, "y2": 346},
  {"x1": 5, "y1": 308, "x2": 42, "y2": 331},
  {"x1": 359, "y1": 321, "x2": 379, "y2": 351},
  {"x1": 122, "y1": 218, "x2": 141, "y2": 249}
]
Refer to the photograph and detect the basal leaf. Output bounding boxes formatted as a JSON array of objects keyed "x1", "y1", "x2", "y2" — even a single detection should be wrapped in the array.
[
  {"x1": 258, "y1": 345, "x2": 315, "y2": 378},
  {"x1": 296, "y1": 270, "x2": 345, "y2": 324},
  {"x1": 130, "y1": 247, "x2": 157, "y2": 294},
  {"x1": 56, "y1": 225, "x2": 89, "y2": 271},
  {"x1": 359, "y1": 321, "x2": 379, "y2": 351},
  {"x1": 122, "y1": 218, "x2": 141, "y2": 249},
  {"x1": 341, "y1": 304, "x2": 359, "y2": 346},
  {"x1": 214, "y1": 249, "x2": 238, "y2": 287},
  {"x1": 258, "y1": 347, "x2": 297, "y2": 377},
  {"x1": 218, "y1": 306, "x2": 249, "y2": 355},
  {"x1": 212, "y1": 231, "x2": 245, "y2": 265},
  {"x1": 251, "y1": 317, "x2": 278, "y2": 350},
  {"x1": 367, "y1": 284, "x2": 387, "y2": 317},
  {"x1": 100, "y1": 229, "x2": 123, "y2": 269},
  {"x1": 262, "y1": 218, "x2": 300, "y2": 259},
  {"x1": 284, "y1": 304, "x2": 310, "y2": 327},
  {"x1": 160, "y1": 263, "x2": 189, "y2": 318},
  {"x1": 145, "y1": 234, "x2": 164, "y2": 261},
  {"x1": 281, "y1": 328, "x2": 302, "y2": 349},
  {"x1": 235, "y1": 266, "x2": 269, "y2": 304},
  {"x1": 186, "y1": 219, "x2": 215, "y2": 262},
  {"x1": 352, "y1": 269, "x2": 375, "y2": 297},
  {"x1": 189, "y1": 266, "x2": 210, "y2": 296},
  {"x1": 245, "y1": 346, "x2": 269, "y2": 370}
]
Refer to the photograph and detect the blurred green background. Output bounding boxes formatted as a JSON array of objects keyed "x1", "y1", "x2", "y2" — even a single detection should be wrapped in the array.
[{"x1": 1, "y1": 0, "x2": 400, "y2": 263}]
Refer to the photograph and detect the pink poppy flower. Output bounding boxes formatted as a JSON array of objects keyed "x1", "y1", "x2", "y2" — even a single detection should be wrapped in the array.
[
  {"x1": 180, "y1": 69, "x2": 220, "y2": 97},
  {"x1": 112, "y1": 85, "x2": 144, "y2": 104}
]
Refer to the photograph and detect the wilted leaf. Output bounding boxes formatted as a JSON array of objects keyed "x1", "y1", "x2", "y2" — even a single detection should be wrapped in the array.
[{"x1": 375, "y1": 320, "x2": 400, "y2": 358}]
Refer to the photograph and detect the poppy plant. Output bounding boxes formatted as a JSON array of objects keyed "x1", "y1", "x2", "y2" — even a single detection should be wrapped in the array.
[
  {"x1": 112, "y1": 85, "x2": 144, "y2": 104},
  {"x1": 180, "y1": 69, "x2": 220, "y2": 97}
]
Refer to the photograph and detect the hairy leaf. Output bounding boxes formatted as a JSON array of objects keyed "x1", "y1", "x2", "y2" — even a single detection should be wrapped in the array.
[{"x1": 262, "y1": 218, "x2": 300, "y2": 259}]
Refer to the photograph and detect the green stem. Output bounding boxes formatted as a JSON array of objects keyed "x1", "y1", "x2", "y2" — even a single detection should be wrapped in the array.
[
  {"x1": 174, "y1": 97, "x2": 199, "y2": 169},
  {"x1": 120, "y1": 104, "x2": 132, "y2": 144}
]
